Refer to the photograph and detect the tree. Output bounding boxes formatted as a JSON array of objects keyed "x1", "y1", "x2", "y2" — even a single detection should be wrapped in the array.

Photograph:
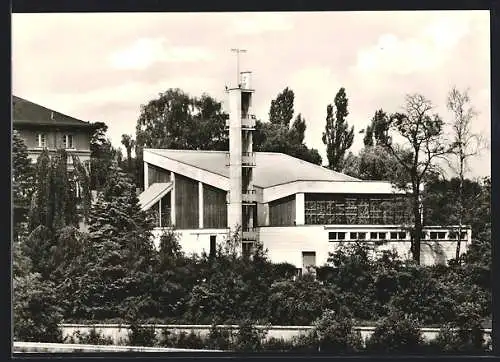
[
  {"x1": 322, "y1": 87, "x2": 354, "y2": 171},
  {"x1": 382, "y1": 94, "x2": 450, "y2": 263},
  {"x1": 135, "y1": 89, "x2": 229, "y2": 188},
  {"x1": 90, "y1": 121, "x2": 118, "y2": 190},
  {"x1": 269, "y1": 87, "x2": 295, "y2": 128},
  {"x1": 12, "y1": 131, "x2": 35, "y2": 240},
  {"x1": 289, "y1": 113, "x2": 306, "y2": 144},
  {"x1": 446, "y1": 87, "x2": 484, "y2": 260},
  {"x1": 28, "y1": 149, "x2": 91, "y2": 232},
  {"x1": 341, "y1": 151, "x2": 361, "y2": 178},
  {"x1": 255, "y1": 88, "x2": 322, "y2": 165},
  {"x1": 364, "y1": 110, "x2": 390, "y2": 147},
  {"x1": 121, "y1": 134, "x2": 136, "y2": 175},
  {"x1": 65, "y1": 164, "x2": 158, "y2": 320}
]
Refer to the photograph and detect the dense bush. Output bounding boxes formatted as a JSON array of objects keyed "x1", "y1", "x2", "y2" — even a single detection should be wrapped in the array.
[
  {"x1": 206, "y1": 323, "x2": 234, "y2": 350},
  {"x1": 233, "y1": 320, "x2": 268, "y2": 352},
  {"x1": 313, "y1": 309, "x2": 363, "y2": 353},
  {"x1": 289, "y1": 332, "x2": 319, "y2": 352},
  {"x1": 127, "y1": 323, "x2": 157, "y2": 346},
  {"x1": 66, "y1": 328, "x2": 113, "y2": 345},
  {"x1": 158, "y1": 330, "x2": 207, "y2": 349},
  {"x1": 13, "y1": 272, "x2": 63, "y2": 343},
  {"x1": 365, "y1": 311, "x2": 424, "y2": 353},
  {"x1": 262, "y1": 337, "x2": 294, "y2": 351},
  {"x1": 267, "y1": 273, "x2": 338, "y2": 325}
]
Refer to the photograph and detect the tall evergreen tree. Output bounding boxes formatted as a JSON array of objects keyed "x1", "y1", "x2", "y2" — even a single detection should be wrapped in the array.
[
  {"x1": 322, "y1": 87, "x2": 354, "y2": 171},
  {"x1": 68, "y1": 164, "x2": 158, "y2": 320},
  {"x1": 12, "y1": 131, "x2": 35, "y2": 240}
]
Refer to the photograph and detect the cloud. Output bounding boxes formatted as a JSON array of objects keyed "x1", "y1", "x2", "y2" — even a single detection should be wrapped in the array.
[
  {"x1": 229, "y1": 13, "x2": 293, "y2": 35},
  {"x1": 108, "y1": 38, "x2": 214, "y2": 70},
  {"x1": 354, "y1": 15, "x2": 472, "y2": 76}
]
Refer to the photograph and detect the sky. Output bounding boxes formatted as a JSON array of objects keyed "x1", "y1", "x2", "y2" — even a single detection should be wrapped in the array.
[{"x1": 12, "y1": 11, "x2": 490, "y2": 178}]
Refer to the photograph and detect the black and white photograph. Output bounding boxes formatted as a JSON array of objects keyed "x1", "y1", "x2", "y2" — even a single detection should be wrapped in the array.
[{"x1": 11, "y1": 10, "x2": 492, "y2": 355}]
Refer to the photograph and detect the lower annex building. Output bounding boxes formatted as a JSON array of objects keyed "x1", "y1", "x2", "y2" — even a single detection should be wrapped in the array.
[{"x1": 138, "y1": 148, "x2": 471, "y2": 270}]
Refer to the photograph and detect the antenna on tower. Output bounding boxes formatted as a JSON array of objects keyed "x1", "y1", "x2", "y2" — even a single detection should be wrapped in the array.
[{"x1": 231, "y1": 48, "x2": 247, "y2": 88}]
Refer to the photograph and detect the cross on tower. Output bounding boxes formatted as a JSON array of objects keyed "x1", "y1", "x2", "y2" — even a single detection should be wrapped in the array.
[{"x1": 231, "y1": 48, "x2": 247, "y2": 88}]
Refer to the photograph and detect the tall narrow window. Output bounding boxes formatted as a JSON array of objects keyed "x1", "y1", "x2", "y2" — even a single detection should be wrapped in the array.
[
  {"x1": 37, "y1": 133, "x2": 47, "y2": 148},
  {"x1": 63, "y1": 134, "x2": 74, "y2": 149}
]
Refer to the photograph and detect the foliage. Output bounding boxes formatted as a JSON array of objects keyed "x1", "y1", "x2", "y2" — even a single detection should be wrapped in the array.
[
  {"x1": 312, "y1": 308, "x2": 363, "y2": 353},
  {"x1": 66, "y1": 328, "x2": 114, "y2": 345},
  {"x1": 289, "y1": 332, "x2": 319, "y2": 352},
  {"x1": 12, "y1": 240, "x2": 32, "y2": 279},
  {"x1": 154, "y1": 229, "x2": 197, "y2": 320},
  {"x1": 446, "y1": 86, "x2": 483, "y2": 260},
  {"x1": 387, "y1": 264, "x2": 456, "y2": 325},
  {"x1": 430, "y1": 322, "x2": 486, "y2": 353},
  {"x1": 186, "y1": 236, "x2": 275, "y2": 324},
  {"x1": 121, "y1": 134, "x2": 136, "y2": 176},
  {"x1": 12, "y1": 131, "x2": 35, "y2": 238},
  {"x1": 135, "y1": 89, "x2": 228, "y2": 188},
  {"x1": 234, "y1": 320, "x2": 268, "y2": 352},
  {"x1": 206, "y1": 323, "x2": 233, "y2": 350},
  {"x1": 267, "y1": 273, "x2": 338, "y2": 325},
  {"x1": 170, "y1": 331, "x2": 206, "y2": 349},
  {"x1": 365, "y1": 311, "x2": 424, "y2": 353},
  {"x1": 64, "y1": 165, "x2": 157, "y2": 320},
  {"x1": 383, "y1": 93, "x2": 450, "y2": 263},
  {"x1": 363, "y1": 109, "x2": 390, "y2": 147},
  {"x1": 255, "y1": 88, "x2": 322, "y2": 165},
  {"x1": 325, "y1": 242, "x2": 379, "y2": 320},
  {"x1": 71, "y1": 154, "x2": 92, "y2": 221},
  {"x1": 89, "y1": 121, "x2": 120, "y2": 190},
  {"x1": 127, "y1": 322, "x2": 157, "y2": 346},
  {"x1": 269, "y1": 87, "x2": 295, "y2": 127},
  {"x1": 322, "y1": 87, "x2": 354, "y2": 171},
  {"x1": 262, "y1": 337, "x2": 294, "y2": 351},
  {"x1": 13, "y1": 272, "x2": 63, "y2": 342},
  {"x1": 28, "y1": 149, "x2": 90, "y2": 232}
]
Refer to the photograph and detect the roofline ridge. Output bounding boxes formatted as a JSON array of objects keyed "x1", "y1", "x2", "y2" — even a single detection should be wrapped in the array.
[
  {"x1": 278, "y1": 152, "x2": 361, "y2": 181},
  {"x1": 146, "y1": 148, "x2": 226, "y2": 153},
  {"x1": 13, "y1": 95, "x2": 90, "y2": 124}
]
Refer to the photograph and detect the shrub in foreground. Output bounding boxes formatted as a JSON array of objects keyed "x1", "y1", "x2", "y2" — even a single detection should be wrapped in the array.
[
  {"x1": 127, "y1": 323, "x2": 157, "y2": 346},
  {"x1": 429, "y1": 322, "x2": 487, "y2": 353},
  {"x1": 65, "y1": 328, "x2": 113, "y2": 345},
  {"x1": 234, "y1": 320, "x2": 268, "y2": 352},
  {"x1": 13, "y1": 273, "x2": 63, "y2": 343},
  {"x1": 313, "y1": 308, "x2": 363, "y2": 353},
  {"x1": 365, "y1": 312, "x2": 424, "y2": 353},
  {"x1": 206, "y1": 323, "x2": 233, "y2": 350}
]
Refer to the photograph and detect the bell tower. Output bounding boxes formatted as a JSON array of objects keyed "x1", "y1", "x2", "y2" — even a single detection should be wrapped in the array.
[{"x1": 225, "y1": 49, "x2": 257, "y2": 254}]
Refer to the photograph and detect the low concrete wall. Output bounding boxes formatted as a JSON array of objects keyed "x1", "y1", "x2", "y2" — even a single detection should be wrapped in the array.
[
  {"x1": 60, "y1": 324, "x2": 492, "y2": 346},
  {"x1": 13, "y1": 342, "x2": 221, "y2": 353}
]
